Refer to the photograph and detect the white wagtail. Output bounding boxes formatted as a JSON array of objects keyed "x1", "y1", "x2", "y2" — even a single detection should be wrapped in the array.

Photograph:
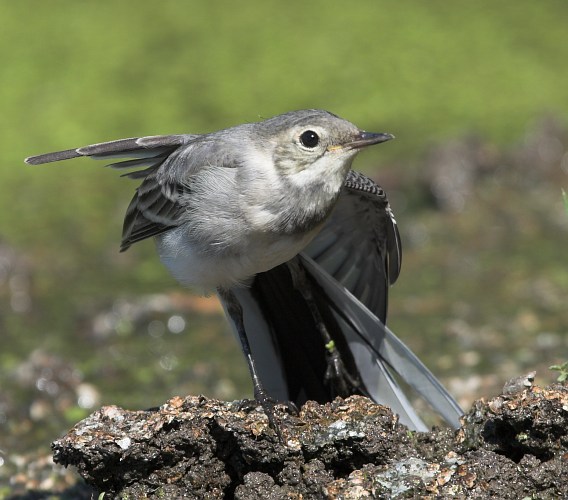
[{"x1": 26, "y1": 110, "x2": 462, "y2": 431}]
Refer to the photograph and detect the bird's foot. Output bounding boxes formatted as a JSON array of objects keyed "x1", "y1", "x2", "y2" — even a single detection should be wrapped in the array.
[
  {"x1": 237, "y1": 390, "x2": 297, "y2": 442},
  {"x1": 324, "y1": 340, "x2": 361, "y2": 397}
]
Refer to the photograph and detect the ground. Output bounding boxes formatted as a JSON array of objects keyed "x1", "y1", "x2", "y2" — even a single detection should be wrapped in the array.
[{"x1": 42, "y1": 379, "x2": 568, "y2": 498}]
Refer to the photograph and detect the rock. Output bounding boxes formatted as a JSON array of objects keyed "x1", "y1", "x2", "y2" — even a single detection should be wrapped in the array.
[{"x1": 52, "y1": 385, "x2": 568, "y2": 498}]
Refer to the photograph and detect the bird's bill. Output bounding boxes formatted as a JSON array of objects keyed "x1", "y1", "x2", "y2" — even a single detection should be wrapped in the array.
[{"x1": 327, "y1": 131, "x2": 395, "y2": 152}]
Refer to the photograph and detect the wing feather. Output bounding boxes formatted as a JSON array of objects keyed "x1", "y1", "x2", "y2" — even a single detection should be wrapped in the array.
[
  {"x1": 25, "y1": 134, "x2": 202, "y2": 251},
  {"x1": 304, "y1": 170, "x2": 401, "y2": 322}
]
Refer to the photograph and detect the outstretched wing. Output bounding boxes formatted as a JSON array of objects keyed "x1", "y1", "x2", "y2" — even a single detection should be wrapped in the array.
[
  {"x1": 26, "y1": 134, "x2": 200, "y2": 250},
  {"x1": 25, "y1": 134, "x2": 190, "y2": 165},
  {"x1": 304, "y1": 170, "x2": 401, "y2": 322}
]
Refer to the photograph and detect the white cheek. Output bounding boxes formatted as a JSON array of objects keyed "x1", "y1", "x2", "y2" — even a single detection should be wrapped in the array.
[{"x1": 289, "y1": 151, "x2": 356, "y2": 193}]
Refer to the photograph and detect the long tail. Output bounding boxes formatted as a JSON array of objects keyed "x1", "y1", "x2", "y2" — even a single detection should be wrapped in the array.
[
  {"x1": 222, "y1": 255, "x2": 462, "y2": 431},
  {"x1": 299, "y1": 254, "x2": 463, "y2": 430}
]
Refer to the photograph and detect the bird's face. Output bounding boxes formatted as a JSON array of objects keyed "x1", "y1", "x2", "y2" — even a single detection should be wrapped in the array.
[{"x1": 261, "y1": 110, "x2": 393, "y2": 188}]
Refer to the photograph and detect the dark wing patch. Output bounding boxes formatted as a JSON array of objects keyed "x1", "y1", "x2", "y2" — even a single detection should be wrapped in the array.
[
  {"x1": 120, "y1": 171, "x2": 188, "y2": 251},
  {"x1": 303, "y1": 170, "x2": 401, "y2": 323},
  {"x1": 344, "y1": 170, "x2": 402, "y2": 284}
]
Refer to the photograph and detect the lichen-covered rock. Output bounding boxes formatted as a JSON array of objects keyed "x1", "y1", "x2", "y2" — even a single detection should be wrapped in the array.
[{"x1": 52, "y1": 385, "x2": 568, "y2": 498}]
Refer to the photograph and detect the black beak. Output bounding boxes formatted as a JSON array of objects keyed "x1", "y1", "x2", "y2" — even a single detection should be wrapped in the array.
[{"x1": 347, "y1": 131, "x2": 395, "y2": 149}]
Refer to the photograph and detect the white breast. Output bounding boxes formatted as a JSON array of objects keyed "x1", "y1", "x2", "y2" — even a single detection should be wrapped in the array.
[
  {"x1": 154, "y1": 144, "x2": 351, "y2": 293},
  {"x1": 156, "y1": 224, "x2": 320, "y2": 292}
]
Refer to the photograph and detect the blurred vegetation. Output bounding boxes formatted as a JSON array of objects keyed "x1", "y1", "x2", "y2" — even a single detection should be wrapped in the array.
[{"x1": 1, "y1": 0, "x2": 568, "y2": 494}]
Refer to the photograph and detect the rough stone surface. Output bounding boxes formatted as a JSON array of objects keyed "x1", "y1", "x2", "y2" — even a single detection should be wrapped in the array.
[{"x1": 52, "y1": 384, "x2": 568, "y2": 498}]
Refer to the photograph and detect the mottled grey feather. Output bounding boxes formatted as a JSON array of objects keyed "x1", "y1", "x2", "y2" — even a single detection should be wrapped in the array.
[{"x1": 26, "y1": 133, "x2": 205, "y2": 251}]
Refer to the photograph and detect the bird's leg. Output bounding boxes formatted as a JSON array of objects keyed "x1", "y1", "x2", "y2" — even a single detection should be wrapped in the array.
[
  {"x1": 217, "y1": 287, "x2": 283, "y2": 438},
  {"x1": 286, "y1": 258, "x2": 361, "y2": 397}
]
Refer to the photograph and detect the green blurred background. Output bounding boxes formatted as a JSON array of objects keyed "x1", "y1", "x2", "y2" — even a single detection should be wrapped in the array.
[{"x1": 1, "y1": 0, "x2": 568, "y2": 492}]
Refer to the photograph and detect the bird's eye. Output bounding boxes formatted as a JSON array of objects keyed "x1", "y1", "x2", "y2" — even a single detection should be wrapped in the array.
[{"x1": 299, "y1": 130, "x2": 320, "y2": 148}]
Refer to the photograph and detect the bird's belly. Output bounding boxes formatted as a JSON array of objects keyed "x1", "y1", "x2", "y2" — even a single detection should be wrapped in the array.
[{"x1": 155, "y1": 226, "x2": 320, "y2": 292}]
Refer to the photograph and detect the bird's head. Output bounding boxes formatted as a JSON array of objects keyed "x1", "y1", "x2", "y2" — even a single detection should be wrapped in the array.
[{"x1": 253, "y1": 109, "x2": 394, "y2": 179}]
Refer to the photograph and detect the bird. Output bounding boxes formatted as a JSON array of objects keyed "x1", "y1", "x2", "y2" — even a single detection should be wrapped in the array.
[{"x1": 26, "y1": 109, "x2": 462, "y2": 432}]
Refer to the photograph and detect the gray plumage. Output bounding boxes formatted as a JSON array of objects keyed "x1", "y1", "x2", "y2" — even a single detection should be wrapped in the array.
[{"x1": 26, "y1": 109, "x2": 462, "y2": 430}]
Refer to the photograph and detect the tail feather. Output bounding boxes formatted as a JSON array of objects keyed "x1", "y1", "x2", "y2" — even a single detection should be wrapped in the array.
[
  {"x1": 348, "y1": 340, "x2": 428, "y2": 431},
  {"x1": 299, "y1": 254, "x2": 463, "y2": 429},
  {"x1": 222, "y1": 255, "x2": 462, "y2": 431}
]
